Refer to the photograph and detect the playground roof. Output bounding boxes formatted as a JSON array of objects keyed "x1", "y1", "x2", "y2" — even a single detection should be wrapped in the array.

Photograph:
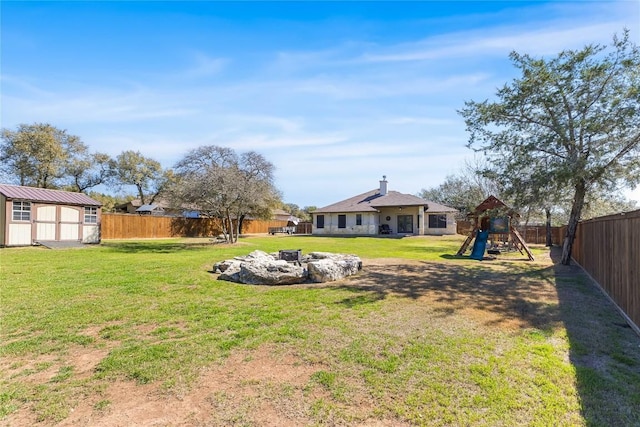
[{"x1": 471, "y1": 195, "x2": 519, "y2": 217}]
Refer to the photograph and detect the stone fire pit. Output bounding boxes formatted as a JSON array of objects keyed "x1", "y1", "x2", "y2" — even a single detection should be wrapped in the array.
[{"x1": 213, "y1": 250, "x2": 362, "y2": 285}]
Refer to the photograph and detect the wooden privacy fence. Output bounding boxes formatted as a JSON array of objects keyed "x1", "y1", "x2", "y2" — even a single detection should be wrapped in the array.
[
  {"x1": 518, "y1": 226, "x2": 563, "y2": 245},
  {"x1": 564, "y1": 209, "x2": 640, "y2": 333},
  {"x1": 101, "y1": 213, "x2": 291, "y2": 239}
]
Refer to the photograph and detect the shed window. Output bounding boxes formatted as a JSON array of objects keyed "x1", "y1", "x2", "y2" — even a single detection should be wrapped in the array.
[
  {"x1": 12, "y1": 201, "x2": 31, "y2": 221},
  {"x1": 338, "y1": 215, "x2": 346, "y2": 228},
  {"x1": 356, "y1": 214, "x2": 362, "y2": 226},
  {"x1": 84, "y1": 207, "x2": 98, "y2": 224},
  {"x1": 428, "y1": 214, "x2": 447, "y2": 229},
  {"x1": 316, "y1": 214, "x2": 325, "y2": 229}
]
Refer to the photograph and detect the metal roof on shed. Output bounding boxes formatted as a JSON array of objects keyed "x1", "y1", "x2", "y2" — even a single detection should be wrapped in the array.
[{"x1": 0, "y1": 184, "x2": 101, "y2": 206}]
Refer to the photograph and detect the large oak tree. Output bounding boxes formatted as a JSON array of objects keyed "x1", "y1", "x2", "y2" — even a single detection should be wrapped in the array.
[
  {"x1": 1, "y1": 123, "x2": 88, "y2": 189},
  {"x1": 112, "y1": 150, "x2": 170, "y2": 204},
  {"x1": 460, "y1": 31, "x2": 640, "y2": 264}
]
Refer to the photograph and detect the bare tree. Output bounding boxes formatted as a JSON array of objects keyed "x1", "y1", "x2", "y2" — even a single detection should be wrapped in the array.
[
  {"x1": 418, "y1": 156, "x2": 503, "y2": 219},
  {"x1": 170, "y1": 146, "x2": 280, "y2": 243}
]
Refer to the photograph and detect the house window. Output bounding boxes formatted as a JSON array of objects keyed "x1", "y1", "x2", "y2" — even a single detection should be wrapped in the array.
[
  {"x1": 428, "y1": 214, "x2": 447, "y2": 228},
  {"x1": 338, "y1": 215, "x2": 346, "y2": 228},
  {"x1": 12, "y1": 201, "x2": 31, "y2": 221},
  {"x1": 84, "y1": 207, "x2": 98, "y2": 224},
  {"x1": 316, "y1": 214, "x2": 325, "y2": 229},
  {"x1": 356, "y1": 214, "x2": 362, "y2": 226}
]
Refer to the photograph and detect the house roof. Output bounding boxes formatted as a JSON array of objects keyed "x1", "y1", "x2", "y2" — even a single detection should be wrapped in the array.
[
  {"x1": 117, "y1": 198, "x2": 171, "y2": 209},
  {"x1": 314, "y1": 189, "x2": 457, "y2": 213},
  {"x1": 0, "y1": 184, "x2": 101, "y2": 206},
  {"x1": 136, "y1": 204, "x2": 164, "y2": 212}
]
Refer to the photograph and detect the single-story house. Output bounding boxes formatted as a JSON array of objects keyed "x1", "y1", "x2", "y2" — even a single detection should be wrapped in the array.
[
  {"x1": 273, "y1": 208, "x2": 301, "y2": 225},
  {"x1": 115, "y1": 199, "x2": 169, "y2": 214},
  {"x1": 312, "y1": 177, "x2": 457, "y2": 236},
  {"x1": 115, "y1": 199, "x2": 200, "y2": 217},
  {"x1": 0, "y1": 184, "x2": 102, "y2": 246},
  {"x1": 135, "y1": 204, "x2": 165, "y2": 215}
]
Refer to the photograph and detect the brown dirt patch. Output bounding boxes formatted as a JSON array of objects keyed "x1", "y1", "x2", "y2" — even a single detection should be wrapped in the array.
[{"x1": 49, "y1": 345, "x2": 321, "y2": 427}]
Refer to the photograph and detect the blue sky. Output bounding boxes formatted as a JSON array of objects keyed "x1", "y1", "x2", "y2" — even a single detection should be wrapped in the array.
[{"x1": 2, "y1": 1, "x2": 639, "y2": 207}]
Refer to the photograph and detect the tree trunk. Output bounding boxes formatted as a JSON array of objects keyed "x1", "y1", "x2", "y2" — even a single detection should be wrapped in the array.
[
  {"x1": 238, "y1": 215, "x2": 245, "y2": 235},
  {"x1": 561, "y1": 180, "x2": 587, "y2": 265},
  {"x1": 137, "y1": 185, "x2": 146, "y2": 205},
  {"x1": 226, "y1": 212, "x2": 237, "y2": 243},
  {"x1": 235, "y1": 217, "x2": 242, "y2": 242},
  {"x1": 220, "y1": 220, "x2": 229, "y2": 242},
  {"x1": 545, "y1": 207, "x2": 552, "y2": 247},
  {"x1": 220, "y1": 210, "x2": 231, "y2": 243}
]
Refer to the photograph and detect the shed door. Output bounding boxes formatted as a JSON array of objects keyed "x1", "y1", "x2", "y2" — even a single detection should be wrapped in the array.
[
  {"x1": 36, "y1": 206, "x2": 57, "y2": 241},
  {"x1": 59, "y1": 207, "x2": 80, "y2": 240}
]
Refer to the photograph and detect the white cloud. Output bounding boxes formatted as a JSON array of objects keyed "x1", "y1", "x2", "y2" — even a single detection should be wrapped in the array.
[
  {"x1": 360, "y1": 21, "x2": 631, "y2": 64},
  {"x1": 184, "y1": 52, "x2": 229, "y2": 77}
]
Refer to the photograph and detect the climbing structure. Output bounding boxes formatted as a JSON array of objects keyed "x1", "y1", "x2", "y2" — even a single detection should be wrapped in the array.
[{"x1": 457, "y1": 195, "x2": 534, "y2": 261}]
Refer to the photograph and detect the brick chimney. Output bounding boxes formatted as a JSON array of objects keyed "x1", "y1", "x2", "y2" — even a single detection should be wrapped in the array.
[{"x1": 379, "y1": 175, "x2": 388, "y2": 196}]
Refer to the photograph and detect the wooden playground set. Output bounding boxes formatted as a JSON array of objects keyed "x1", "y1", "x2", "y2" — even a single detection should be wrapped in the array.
[{"x1": 457, "y1": 196, "x2": 535, "y2": 261}]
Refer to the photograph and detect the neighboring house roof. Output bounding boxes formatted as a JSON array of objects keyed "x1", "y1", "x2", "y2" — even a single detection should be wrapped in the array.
[
  {"x1": 273, "y1": 208, "x2": 291, "y2": 217},
  {"x1": 0, "y1": 184, "x2": 101, "y2": 206},
  {"x1": 116, "y1": 198, "x2": 203, "y2": 213},
  {"x1": 116, "y1": 198, "x2": 171, "y2": 209},
  {"x1": 273, "y1": 208, "x2": 301, "y2": 224},
  {"x1": 314, "y1": 189, "x2": 457, "y2": 213},
  {"x1": 136, "y1": 204, "x2": 164, "y2": 213}
]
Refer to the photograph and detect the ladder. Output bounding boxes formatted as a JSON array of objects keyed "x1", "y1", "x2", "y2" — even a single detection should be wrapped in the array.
[{"x1": 456, "y1": 229, "x2": 476, "y2": 256}]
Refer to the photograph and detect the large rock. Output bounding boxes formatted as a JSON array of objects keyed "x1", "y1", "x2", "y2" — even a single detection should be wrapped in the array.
[
  {"x1": 307, "y1": 255, "x2": 362, "y2": 283},
  {"x1": 214, "y1": 250, "x2": 361, "y2": 285},
  {"x1": 239, "y1": 259, "x2": 307, "y2": 285},
  {"x1": 236, "y1": 250, "x2": 275, "y2": 262},
  {"x1": 215, "y1": 250, "x2": 277, "y2": 283},
  {"x1": 217, "y1": 261, "x2": 243, "y2": 282}
]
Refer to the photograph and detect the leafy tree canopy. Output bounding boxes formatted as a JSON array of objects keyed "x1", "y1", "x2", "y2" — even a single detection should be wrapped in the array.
[
  {"x1": 1, "y1": 123, "x2": 88, "y2": 189},
  {"x1": 460, "y1": 30, "x2": 640, "y2": 264},
  {"x1": 113, "y1": 150, "x2": 171, "y2": 204}
]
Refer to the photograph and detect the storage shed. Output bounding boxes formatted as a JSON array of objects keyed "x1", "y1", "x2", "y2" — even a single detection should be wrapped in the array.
[{"x1": 0, "y1": 184, "x2": 102, "y2": 247}]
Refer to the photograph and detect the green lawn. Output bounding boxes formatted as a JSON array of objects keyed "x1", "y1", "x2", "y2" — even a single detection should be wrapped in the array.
[{"x1": 1, "y1": 235, "x2": 639, "y2": 426}]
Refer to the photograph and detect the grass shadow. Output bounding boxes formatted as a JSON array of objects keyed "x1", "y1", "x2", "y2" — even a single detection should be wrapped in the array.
[
  {"x1": 335, "y1": 259, "x2": 561, "y2": 331},
  {"x1": 550, "y1": 247, "x2": 640, "y2": 425},
  {"x1": 101, "y1": 241, "x2": 214, "y2": 254},
  {"x1": 336, "y1": 292, "x2": 386, "y2": 308}
]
